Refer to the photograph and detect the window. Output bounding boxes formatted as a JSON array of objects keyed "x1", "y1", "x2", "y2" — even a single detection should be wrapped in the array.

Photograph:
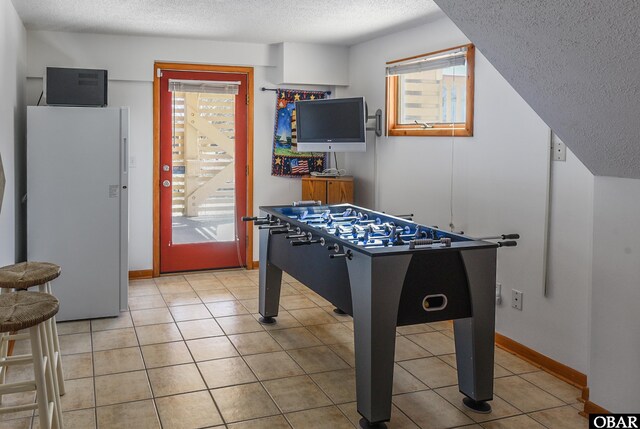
[{"x1": 386, "y1": 44, "x2": 475, "y2": 137}]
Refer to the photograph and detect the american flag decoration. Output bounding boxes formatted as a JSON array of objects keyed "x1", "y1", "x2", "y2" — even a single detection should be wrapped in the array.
[
  {"x1": 271, "y1": 89, "x2": 328, "y2": 177},
  {"x1": 290, "y1": 159, "x2": 309, "y2": 174}
]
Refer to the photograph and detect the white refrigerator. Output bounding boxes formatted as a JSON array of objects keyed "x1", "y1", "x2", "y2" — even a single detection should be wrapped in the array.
[{"x1": 27, "y1": 106, "x2": 129, "y2": 321}]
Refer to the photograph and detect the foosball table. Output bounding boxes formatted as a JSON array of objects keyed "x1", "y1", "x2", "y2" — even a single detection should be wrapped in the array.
[{"x1": 244, "y1": 203, "x2": 517, "y2": 428}]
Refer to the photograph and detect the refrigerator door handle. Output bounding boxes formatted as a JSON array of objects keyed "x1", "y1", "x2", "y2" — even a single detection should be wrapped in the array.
[{"x1": 123, "y1": 136, "x2": 128, "y2": 175}]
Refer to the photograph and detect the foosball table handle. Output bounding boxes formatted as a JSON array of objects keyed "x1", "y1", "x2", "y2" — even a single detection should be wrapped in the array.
[
  {"x1": 241, "y1": 215, "x2": 271, "y2": 225},
  {"x1": 330, "y1": 250, "x2": 353, "y2": 260},
  {"x1": 286, "y1": 232, "x2": 310, "y2": 240},
  {"x1": 291, "y1": 238, "x2": 325, "y2": 247},
  {"x1": 476, "y1": 233, "x2": 520, "y2": 240},
  {"x1": 292, "y1": 200, "x2": 322, "y2": 207},
  {"x1": 327, "y1": 243, "x2": 340, "y2": 252},
  {"x1": 269, "y1": 228, "x2": 292, "y2": 235},
  {"x1": 498, "y1": 240, "x2": 518, "y2": 247},
  {"x1": 502, "y1": 234, "x2": 520, "y2": 240},
  {"x1": 258, "y1": 224, "x2": 286, "y2": 230},
  {"x1": 393, "y1": 214, "x2": 414, "y2": 220}
]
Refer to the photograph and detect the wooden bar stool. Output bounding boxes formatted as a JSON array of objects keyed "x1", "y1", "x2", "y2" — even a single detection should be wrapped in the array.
[
  {"x1": 0, "y1": 291, "x2": 63, "y2": 429},
  {"x1": 0, "y1": 262, "x2": 65, "y2": 398}
]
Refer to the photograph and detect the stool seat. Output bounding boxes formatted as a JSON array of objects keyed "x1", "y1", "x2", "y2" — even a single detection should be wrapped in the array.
[
  {"x1": 0, "y1": 263, "x2": 67, "y2": 400},
  {"x1": 0, "y1": 262, "x2": 61, "y2": 289},
  {"x1": 0, "y1": 292, "x2": 59, "y2": 333}
]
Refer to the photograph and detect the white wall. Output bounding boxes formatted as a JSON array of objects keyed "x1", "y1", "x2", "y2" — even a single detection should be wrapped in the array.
[
  {"x1": 590, "y1": 176, "x2": 640, "y2": 412},
  {"x1": 26, "y1": 31, "x2": 336, "y2": 269},
  {"x1": 273, "y1": 42, "x2": 349, "y2": 85},
  {"x1": 26, "y1": 31, "x2": 272, "y2": 81},
  {"x1": 0, "y1": 1, "x2": 26, "y2": 266},
  {"x1": 343, "y1": 18, "x2": 593, "y2": 372},
  {"x1": 544, "y1": 148, "x2": 593, "y2": 371}
]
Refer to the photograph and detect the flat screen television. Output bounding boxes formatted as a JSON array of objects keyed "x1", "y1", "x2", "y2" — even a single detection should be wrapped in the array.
[{"x1": 295, "y1": 97, "x2": 367, "y2": 152}]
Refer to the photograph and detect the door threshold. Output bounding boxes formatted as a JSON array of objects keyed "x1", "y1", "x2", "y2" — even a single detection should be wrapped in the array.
[{"x1": 159, "y1": 267, "x2": 249, "y2": 277}]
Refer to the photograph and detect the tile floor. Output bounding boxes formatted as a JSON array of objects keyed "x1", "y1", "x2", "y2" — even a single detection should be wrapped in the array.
[{"x1": 1, "y1": 269, "x2": 588, "y2": 428}]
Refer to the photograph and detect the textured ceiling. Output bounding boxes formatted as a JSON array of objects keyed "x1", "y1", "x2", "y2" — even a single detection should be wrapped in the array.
[
  {"x1": 11, "y1": 0, "x2": 442, "y2": 45},
  {"x1": 433, "y1": 0, "x2": 640, "y2": 178}
]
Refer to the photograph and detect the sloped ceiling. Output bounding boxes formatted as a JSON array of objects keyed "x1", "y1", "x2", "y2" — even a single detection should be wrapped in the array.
[{"x1": 433, "y1": 0, "x2": 640, "y2": 178}]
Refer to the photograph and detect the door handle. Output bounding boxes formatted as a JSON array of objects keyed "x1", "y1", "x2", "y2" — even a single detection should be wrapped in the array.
[{"x1": 162, "y1": 180, "x2": 171, "y2": 188}]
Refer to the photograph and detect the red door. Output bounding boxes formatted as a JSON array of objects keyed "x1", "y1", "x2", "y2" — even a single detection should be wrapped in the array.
[{"x1": 159, "y1": 70, "x2": 247, "y2": 272}]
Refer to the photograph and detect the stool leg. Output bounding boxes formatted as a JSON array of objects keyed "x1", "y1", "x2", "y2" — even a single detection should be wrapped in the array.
[
  {"x1": 0, "y1": 288, "x2": 8, "y2": 405},
  {"x1": 30, "y1": 324, "x2": 54, "y2": 429},
  {"x1": 0, "y1": 332, "x2": 7, "y2": 405},
  {"x1": 43, "y1": 319, "x2": 64, "y2": 429},
  {"x1": 39, "y1": 323, "x2": 63, "y2": 429},
  {"x1": 41, "y1": 282, "x2": 65, "y2": 395}
]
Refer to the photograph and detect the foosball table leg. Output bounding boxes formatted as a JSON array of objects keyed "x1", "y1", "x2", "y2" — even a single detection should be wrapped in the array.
[
  {"x1": 258, "y1": 228, "x2": 283, "y2": 324},
  {"x1": 359, "y1": 418, "x2": 388, "y2": 428},
  {"x1": 453, "y1": 249, "x2": 497, "y2": 413},
  {"x1": 347, "y1": 252, "x2": 413, "y2": 426}
]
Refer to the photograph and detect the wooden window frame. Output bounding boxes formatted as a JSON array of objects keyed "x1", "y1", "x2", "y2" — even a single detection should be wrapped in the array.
[{"x1": 386, "y1": 43, "x2": 475, "y2": 137}]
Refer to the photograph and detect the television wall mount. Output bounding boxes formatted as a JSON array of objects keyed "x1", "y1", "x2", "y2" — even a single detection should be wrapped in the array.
[{"x1": 367, "y1": 109, "x2": 382, "y2": 137}]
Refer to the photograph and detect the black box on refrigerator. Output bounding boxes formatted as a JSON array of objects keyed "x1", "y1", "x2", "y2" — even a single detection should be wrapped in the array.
[{"x1": 45, "y1": 67, "x2": 108, "y2": 107}]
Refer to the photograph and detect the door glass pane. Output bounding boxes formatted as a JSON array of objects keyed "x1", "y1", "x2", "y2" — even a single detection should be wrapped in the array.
[{"x1": 171, "y1": 91, "x2": 236, "y2": 244}]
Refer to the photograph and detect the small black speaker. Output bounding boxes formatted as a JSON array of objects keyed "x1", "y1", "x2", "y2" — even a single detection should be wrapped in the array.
[{"x1": 46, "y1": 67, "x2": 108, "y2": 107}]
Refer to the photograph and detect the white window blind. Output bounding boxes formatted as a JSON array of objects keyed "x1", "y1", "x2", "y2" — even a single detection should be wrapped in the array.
[
  {"x1": 386, "y1": 47, "x2": 467, "y2": 76},
  {"x1": 168, "y1": 79, "x2": 240, "y2": 95}
]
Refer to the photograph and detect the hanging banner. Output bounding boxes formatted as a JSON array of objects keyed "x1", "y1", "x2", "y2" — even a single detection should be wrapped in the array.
[{"x1": 271, "y1": 89, "x2": 327, "y2": 177}]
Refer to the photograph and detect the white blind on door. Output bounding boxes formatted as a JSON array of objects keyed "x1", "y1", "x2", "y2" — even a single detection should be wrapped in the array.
[{"x1": 168, "y1": 79, "x2": 240, "y2": 95}]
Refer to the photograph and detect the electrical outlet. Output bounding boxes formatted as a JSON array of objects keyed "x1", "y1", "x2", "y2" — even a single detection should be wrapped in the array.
[
  {"x1": 495, "y1": 283, "x2": 502, "y2": 305},
  {"x1": 552, "y1": 134, "x2": 566, "y2": 161},
  {"x1": 512, "y1": 289, "x2": 523, "y2": 310}
]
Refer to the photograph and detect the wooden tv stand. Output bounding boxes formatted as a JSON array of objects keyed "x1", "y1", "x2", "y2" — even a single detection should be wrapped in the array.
[{"x1": 301, "y1": 175, "x2": 354, "y2": 204}]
